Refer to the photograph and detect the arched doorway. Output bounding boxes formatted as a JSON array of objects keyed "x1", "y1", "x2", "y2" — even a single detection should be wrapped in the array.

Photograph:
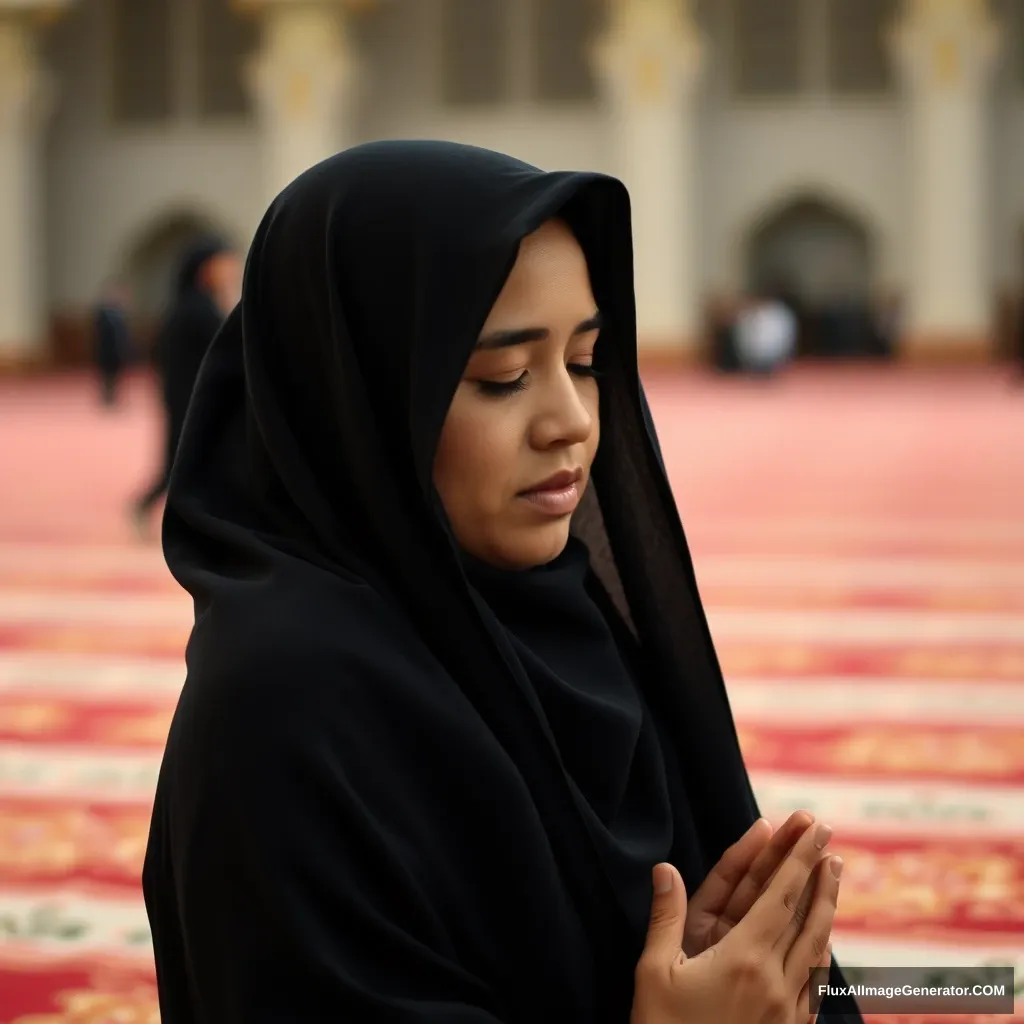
[
  {"x1": 746, "y1": 196, "x2": 884, "y2": 358},
  {"x1": 117, "y1": 209, "x2": 231, "y2": 349}
]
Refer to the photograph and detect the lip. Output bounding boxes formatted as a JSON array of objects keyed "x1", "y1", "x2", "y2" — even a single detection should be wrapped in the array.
[
  {"x1": 519, "y1": 467, "x2": 583, "y2": 495},
  {"x1": 517, "y1": 467, "x2": 584, "y2": 517}
]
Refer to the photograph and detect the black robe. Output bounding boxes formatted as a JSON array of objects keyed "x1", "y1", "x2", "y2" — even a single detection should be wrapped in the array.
[
  {"x1": 143, "y1": 140, "x2": 862, "y2": 1023},
  {"x1": 93, "y1": 302, "x2": 130, "y2": 374}
]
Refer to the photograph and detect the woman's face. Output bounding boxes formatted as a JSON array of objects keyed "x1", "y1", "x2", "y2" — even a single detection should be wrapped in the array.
[{"x1": 434, "y1": 218, "x2": 601, "y2": 570}]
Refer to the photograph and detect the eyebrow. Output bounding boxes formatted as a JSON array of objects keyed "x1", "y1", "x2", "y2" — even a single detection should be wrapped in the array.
[{"x1": 475, "y1": 311, "x2": 603, "y2": 350}]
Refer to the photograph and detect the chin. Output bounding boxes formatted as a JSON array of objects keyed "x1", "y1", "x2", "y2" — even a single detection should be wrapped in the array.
[{"x1": 499, "y1": 521, "x2": 571, "y2": 570}]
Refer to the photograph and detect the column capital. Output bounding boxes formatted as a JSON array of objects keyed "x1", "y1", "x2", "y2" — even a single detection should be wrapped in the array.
[
  {"x1": 890, "y1": 0, "x2": 999, "y2": 92},
  {"x1": 592, "y1": 0, "x2": 703, "y2": 108},
  {"x1": 242, "y1": 0, "x2": 363, "y2": 199},
  {"x1": 245, "y1": 1, "x2": 358, "y2": 124}
]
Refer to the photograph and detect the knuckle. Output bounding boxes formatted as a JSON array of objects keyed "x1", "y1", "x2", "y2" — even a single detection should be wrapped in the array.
[
  {"x1": 648, "y1": 907, "x2": 676, "y2": 930},
  {"x1": 730, "y1": 951, "x2": 766, "y2": 983},
  {"x1": 811, "y1": 930, "x2": 831, "y2": 961},
  {"x1": 799, "y1": 841, "x2": 821, "y2": 866},
  {"x1": 782, "y1": 886, "x2": 802, "y2": 914}
]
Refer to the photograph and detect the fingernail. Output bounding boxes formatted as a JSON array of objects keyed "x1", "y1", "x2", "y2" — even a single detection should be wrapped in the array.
[
  {"x1": 830, "y1": 856, "x2": 844, "y2": 879},
  {"x1": 814, "y1": 824, "x2": 833, "y2": 849},
  {"x1": 654, "y1": 864, "x2": 674, "y2": 894}
]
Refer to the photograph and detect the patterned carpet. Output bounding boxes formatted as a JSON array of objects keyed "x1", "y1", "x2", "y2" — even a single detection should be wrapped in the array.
[{"x1": 0, "y1": 367, "x2": 1021, "y2": 1022}]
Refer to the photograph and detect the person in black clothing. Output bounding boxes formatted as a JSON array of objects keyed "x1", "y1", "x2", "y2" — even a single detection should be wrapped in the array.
[
  {"x1": 1016, "y1": 290, "x2": 1024, "y2": 383},
  {"x1": 142, "y1": 141, "x2": 862, "y2": 1023},
  {"x1": 92, "y1": 281, "x2": 133, "y2": 408},
  {"x1": 131, "y1": 235, "x2": 240, "y2": 537}
]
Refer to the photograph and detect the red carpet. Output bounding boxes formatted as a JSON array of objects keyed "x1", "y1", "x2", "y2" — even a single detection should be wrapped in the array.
[{"x1": 0, "y1": 367, "x2": 1021, "y2": 1022}]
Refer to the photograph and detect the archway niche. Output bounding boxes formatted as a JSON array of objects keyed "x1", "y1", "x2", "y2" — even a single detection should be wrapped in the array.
[
  {"x1": 116, "y1": 208, "x2": 234, "y2": 348},
  {"x1": 745, "y1": 194, "x2": 889, "y2": 358}
]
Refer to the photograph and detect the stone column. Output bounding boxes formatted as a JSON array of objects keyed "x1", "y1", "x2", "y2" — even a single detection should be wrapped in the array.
[
  {"x1": 890, "y1": 0, "x2": 999, "y2": 361},
  {"x1": 592, "y1": 0, "x2": 704, "y2": 360},
  {"x1": 241, "y1": 0, "x2": 361, "y2": 204},
  {"x1": 0, "y1": 4, "x2": 61, "y2": 368}
]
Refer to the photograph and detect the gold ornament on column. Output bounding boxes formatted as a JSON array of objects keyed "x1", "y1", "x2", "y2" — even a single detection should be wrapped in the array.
[
  {"x1": 594, "y1": 0, "x2": 702, "y2": 107},
  {"x1": 634, "y1": 52, "x2": 664, "y2": 102},
  {"x1": 286, "y1": 71, "x2": 311, "y2": 117},
  {"x1": 934, "y1": 36, "x2": 960, "y2": 86},
  {"x1": 33, "y1": 5, "x2": 68, "y2": 28}
]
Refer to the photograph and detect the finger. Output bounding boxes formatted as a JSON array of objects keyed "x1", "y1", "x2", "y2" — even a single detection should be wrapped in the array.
[
  {"x1": 736, "y1": 820, "x2": 833, "y2": 948},
  {"x1": 775, "y1": 855, "x2": 827, "y2": 956},
  {"x1": 799, "y1": 942, "x2": 833, "y2": 1023},
  {"x1": 641, "y1": 863, "x2": 688, "y2": 964},
  {"x1": 721, "y1": 811, "x2": 814, "y2": 925},
  {"x1": 692, "y1": 817, "x2": 773, "y2": 915},
  {"x1": 785, "y1": 855, "x2": 842, "y2": 991},
  {"x1": 760, "y1": 848, "x2": 833, "y2": 912}
]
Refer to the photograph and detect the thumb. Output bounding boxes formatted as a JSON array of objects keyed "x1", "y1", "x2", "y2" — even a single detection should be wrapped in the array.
[{"x1": 642, "y1": 863, "x2": 687, "y2": 961}]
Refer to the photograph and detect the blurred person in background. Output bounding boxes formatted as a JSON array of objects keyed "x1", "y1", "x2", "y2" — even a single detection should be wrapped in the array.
[
  {"x1": 92, "y1": 279, "x2": 133, "y2": 408},
  {"x1": 130, "y1": 236, "x2": 241, "y2": 538},
  {"x1": 708, "y1": 293, "x2": 742, "y2": 373},
  {"x1": 735, "y1": 288, "x2": 798, "y2": 378},
  {"x1": 1016, "y1": 286, "x2": 1024, "y2": 383},
  {"x1": 869, "y1": 287, "x2": 901, "y2": 359}
]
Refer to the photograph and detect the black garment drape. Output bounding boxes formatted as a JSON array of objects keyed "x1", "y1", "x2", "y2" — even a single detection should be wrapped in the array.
[
  {"x1": 461, "y1": 534, "x2": 706, "y2": 946},
  {"x1": 143, "y1": 140, "x2": 862, "y2": 1023}
]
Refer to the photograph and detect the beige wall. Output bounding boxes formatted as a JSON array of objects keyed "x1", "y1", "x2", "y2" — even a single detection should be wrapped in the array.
[
  {"x1": 36, "y1": 0, "x2": 1024, "y2": 329},
  {"x1": 698, "y1": 102, "x2": 907, "y2": 295},
  {"x1": 43, "y1": 0, "x2": 261, "y2": 310}
]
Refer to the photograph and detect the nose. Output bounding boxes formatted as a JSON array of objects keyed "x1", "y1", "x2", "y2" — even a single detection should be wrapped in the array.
[{"x1": 529, "y1": 366, "x2": 595, "y2": 451}]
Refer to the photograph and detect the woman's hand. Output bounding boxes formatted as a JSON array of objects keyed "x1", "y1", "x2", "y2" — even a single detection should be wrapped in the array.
[
  {"x1": 683, "y1": 810, "x2": 819, "y2": 957},
  {"x1": 630, "y1": 820, "x2": 842, "y2": 1024}
]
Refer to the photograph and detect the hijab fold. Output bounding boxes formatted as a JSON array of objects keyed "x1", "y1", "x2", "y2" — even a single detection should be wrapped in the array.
[{"x1": 144, "y1": 140, "x2": 862, "y2": 1023}]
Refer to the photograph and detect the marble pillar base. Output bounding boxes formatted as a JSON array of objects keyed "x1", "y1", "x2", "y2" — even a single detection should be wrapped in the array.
[
  {"x1": 0, "y1": 346, "x2": 50, "y2": 374},
  {"x1": 899, "y1": 331, "x2": 994, "y2": 365},
  {"x1": 637, "y1": 334, "x2": 705, "y2": 369}
]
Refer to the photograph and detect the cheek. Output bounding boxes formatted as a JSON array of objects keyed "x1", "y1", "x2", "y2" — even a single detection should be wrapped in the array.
[{"x1": 434, "y1": 398, "x2": 522, "y2": 513}]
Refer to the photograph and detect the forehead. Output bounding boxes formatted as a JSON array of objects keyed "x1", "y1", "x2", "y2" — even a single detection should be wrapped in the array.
[{"x1": 489, "y1": 220, "x2": 593, "y2": 310}]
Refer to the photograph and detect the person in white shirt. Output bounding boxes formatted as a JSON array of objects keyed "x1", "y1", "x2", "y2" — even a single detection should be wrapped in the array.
[{"x1": 735, "y1": 291, "x2": 798, "y2": 376}]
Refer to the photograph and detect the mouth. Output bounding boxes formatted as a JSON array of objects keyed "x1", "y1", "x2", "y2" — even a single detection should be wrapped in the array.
[
  {"x1": 519, "y1": 467, "x2": 584, "y2": 496},
  {"x1": 516, "y1": 467, "x2": 584, "y2": 517}
]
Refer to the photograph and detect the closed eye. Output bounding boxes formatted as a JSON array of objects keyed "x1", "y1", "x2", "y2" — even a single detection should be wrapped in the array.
[
  {"x1": 567, "y1": 363, "x2": 602, "y2": 380},
  {"x1": 476, "y1": 373, "x2": 529, "y2": 397},
  {"x1": 475, "y1": 363, "x2": 602, "y2": 398}
]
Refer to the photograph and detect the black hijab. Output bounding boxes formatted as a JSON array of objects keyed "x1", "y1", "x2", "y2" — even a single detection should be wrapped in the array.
[
  {"x1": 173, "y1": 234, "x2": 232, "y2": 295},
  {"x1": 144, "y1": 140, "x2": 861, "y2": 1023}
]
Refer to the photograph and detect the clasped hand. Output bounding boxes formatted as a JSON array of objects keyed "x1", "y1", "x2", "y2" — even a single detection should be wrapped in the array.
[
  {"x1": 684, "y1": 810, "x2": 829, "y2": 958},
  {"x1": 631, "y1": 810, "x2": 842, "y2": 1024}
]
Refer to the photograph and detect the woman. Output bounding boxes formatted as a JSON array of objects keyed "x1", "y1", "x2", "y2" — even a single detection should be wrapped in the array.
[
  {"x1": 143, "y1": 141, "x2": 862, "y2": 1023},
  {"x1": 131, "y1": 235, "x2": 241, "y2": 537}
]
